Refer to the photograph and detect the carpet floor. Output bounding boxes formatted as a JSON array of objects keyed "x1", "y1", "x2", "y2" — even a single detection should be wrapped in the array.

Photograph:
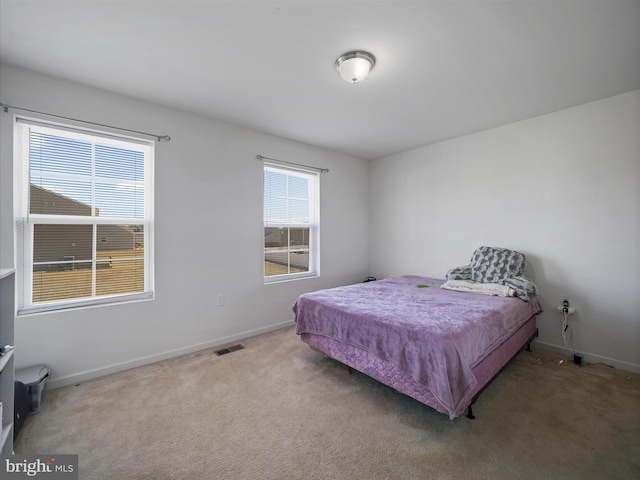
[{"x1": 14, "y1": 325, "x2": 640, "y2": 479}]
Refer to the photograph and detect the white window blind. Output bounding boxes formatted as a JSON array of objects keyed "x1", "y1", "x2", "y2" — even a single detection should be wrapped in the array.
[
  {"x1": 14, "y1": 118, "x2": 154, "y2": 314},
  {"x1": 263, "y1": 163, "x2": 319, "y2": 281}
]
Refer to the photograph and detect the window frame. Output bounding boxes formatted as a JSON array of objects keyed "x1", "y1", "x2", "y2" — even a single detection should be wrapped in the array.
[
  {"x1": 14, "y1": 117, "x2": 155, "y2": 315},
  {"x1": 263, "y1": 162, "x2": 320, "y2": 284}
]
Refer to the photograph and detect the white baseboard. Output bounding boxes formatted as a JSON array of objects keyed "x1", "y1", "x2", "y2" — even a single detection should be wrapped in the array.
[
  {"x1": 47, "y1": 320, "x2": 296, "y2": 390},
  {"x1": 533, "y1": 340, "x2": 640, "y2": 374},
  {"x1": 46, "y1": 327, "x2": 638, "y2": 390}
]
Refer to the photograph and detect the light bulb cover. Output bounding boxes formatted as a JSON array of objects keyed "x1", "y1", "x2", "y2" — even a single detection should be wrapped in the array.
[{"x1": 335, "y1": 51, "x2": 376, "y2": 84}]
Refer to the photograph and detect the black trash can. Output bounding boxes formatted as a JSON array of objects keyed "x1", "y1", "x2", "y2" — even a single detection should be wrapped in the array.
[{"x1": 15, "y1": 365, "x2": 50, "y2": 414}]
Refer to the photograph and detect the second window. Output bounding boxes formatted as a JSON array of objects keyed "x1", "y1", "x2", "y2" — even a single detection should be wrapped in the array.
[{"x1": 263, "y1": 163, "x2": 319, "y2": 282}]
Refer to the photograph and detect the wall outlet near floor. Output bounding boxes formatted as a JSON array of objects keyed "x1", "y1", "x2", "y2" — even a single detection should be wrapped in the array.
[
  {"x1": 573, "y1": 353, "x2": 585, "y2": 367},
  {"x1": 216, "y1": 294, "x2": 224, "y2": 306}
]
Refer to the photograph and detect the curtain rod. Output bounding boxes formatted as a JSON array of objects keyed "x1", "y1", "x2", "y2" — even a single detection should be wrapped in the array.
[
  {"x1": 0, "y1": 102, "x2": 171, "y2": 142},
  {"x1": 257, "y1": 154, "x2": 329, "y2": 173}
]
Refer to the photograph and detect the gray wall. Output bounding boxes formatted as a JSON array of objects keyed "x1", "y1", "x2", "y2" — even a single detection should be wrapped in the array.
[
  {"x1": 0, "y1": 64, "x2": 370, "y2": 387},
  {"x1": 369, "y1": 90, "x2": 640, "y2": 373},
  {"x1": 2, "y1": 63, "x2": 638, "y2": 384}
]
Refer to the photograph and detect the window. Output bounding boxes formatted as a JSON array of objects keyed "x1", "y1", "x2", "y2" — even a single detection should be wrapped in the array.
[
  {"x1": 14, "y1": 119, "x2": 154, "y2": 314},
  {"x1": 263, "y1": 163, "x2": 319, "y2": 282}
]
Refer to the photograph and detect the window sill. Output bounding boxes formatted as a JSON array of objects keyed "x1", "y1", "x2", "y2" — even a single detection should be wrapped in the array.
[
  {"x1": 17, "y1": 292, "x2": 154, "y2": 317},
  {"x1": 264, "y1": 272, "x2": 318, "y2": 285}
]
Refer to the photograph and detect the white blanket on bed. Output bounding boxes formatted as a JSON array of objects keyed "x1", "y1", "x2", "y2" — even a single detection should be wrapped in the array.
[{"x1": 441, "y1": 279, "x2": 515, "y2": 297}]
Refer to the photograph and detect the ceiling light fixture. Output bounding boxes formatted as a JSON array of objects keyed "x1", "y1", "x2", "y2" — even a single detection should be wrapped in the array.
[{"x1": 335, "y1": 50, "x2": 376, "y2": 84}]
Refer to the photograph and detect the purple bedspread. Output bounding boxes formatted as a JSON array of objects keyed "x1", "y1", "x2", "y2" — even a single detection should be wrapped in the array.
[{"x1": 293, "y1": 276, "x2": 537, "y2": 418}]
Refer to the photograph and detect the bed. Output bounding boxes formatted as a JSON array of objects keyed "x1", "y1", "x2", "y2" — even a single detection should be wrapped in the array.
[{"x1": 293, "y1": 274, "x2": 539, "y2": 420}]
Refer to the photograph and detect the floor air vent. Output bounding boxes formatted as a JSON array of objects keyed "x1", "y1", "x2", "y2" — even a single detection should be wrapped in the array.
[{"x1": 214, "y1": 344, "x2": 245, "y2": 356}]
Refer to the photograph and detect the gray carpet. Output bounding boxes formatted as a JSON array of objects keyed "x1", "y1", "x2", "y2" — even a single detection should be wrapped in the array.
[{"x1": 14, "y1": 326, "x2": 640, "y2": 479}]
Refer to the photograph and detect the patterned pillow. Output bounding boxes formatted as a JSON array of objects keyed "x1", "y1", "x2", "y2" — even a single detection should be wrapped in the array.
[
  {"x1": 503, "y1": 276, "x2": 538, "y2": 302},
  {"x1": 470, "y1": 246, "x2": 526, "y2": 284},
  {"x1": 445, "y1": 265, "x2": 472, "y2": 280}
]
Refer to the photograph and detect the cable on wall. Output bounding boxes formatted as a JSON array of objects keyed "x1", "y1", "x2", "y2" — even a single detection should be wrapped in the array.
[
  {"x1": 257, "y1": 154, "x2": 329, "y2": 173},
  {"x1": 0, "y1": 102, "x2": 171, "y2": 142},
  {"x1": 561, "y1": 311, "x2": 574, "y2": 355}
]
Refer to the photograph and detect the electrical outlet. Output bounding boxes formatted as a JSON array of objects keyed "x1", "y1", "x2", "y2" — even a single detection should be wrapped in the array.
[
  {"x1": 216, "y1": 294, "x2": 224, "y2": 306},
  {"x1": 557, "y1": 299, "x2": 575, "y2": 314}
]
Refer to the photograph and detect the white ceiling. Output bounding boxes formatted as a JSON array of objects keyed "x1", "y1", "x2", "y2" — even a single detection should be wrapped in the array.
[{"x1": 1, "y1": 1, "x2": 639, "y2": 160}]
